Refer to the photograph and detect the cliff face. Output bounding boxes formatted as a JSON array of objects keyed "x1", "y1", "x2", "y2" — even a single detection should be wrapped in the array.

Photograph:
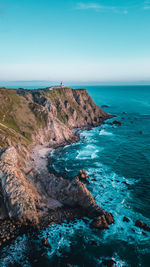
[
  {"x1": 0, "y1": 87, "x2": 110, "y2": 153},
  {"x1": 0, "y1": 147, "x2": 41, "y2": 224},
  {"x1": 0, "y1": 147, "x2": 109, "y2": 226},
  {"x1": 0, "y1": 87, "x2": 113, "y2": 234}
]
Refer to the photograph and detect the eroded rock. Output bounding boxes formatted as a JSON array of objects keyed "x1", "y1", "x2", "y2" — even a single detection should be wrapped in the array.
[
  {"x1": 76, "y1": 169, "x2": 89, "y2": 181},
  {"x1": 90, "y1": 212, "x2": 114, "y2": 230},
  {"x1": 0, "y1": 147, "x2": 41, "y2": 225}
]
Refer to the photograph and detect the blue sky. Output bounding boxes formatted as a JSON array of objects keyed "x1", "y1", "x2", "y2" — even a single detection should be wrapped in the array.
[{"x1": 0, "y1": 0, "x2": 150, "y2": 83}]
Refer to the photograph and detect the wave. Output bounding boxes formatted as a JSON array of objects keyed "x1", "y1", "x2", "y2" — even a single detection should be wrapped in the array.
[{"x1": 99, "y1": 129, "x2": 113, "y2": 136}]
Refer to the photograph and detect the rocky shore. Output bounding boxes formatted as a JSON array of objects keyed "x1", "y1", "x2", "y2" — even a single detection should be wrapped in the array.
[{"x1": 0, "y1": 86, "x2": 114, "y2": 248}]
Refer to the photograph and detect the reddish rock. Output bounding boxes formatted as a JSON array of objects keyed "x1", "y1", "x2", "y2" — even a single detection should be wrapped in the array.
[
  {"x1": 90, "y1": 211, "x2": 114, "y2": 230},
  {"x1": 104, "y1": 212, "x2": 114, "y2": 225},
  {"x1": 90, "y1": 215, "x2": 109, "y2": 230},
  {"x1": 42, "y1": 237, "x2": 51, "y2": 248},
  {"x1": 76, "y1": 169, "x2": 89, "y2": 181}
]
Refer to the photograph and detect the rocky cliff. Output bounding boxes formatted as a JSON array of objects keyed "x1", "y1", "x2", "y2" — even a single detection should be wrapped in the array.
[
  {"x1": 0, "y1": 86, "x2": 113, "y2": 245},
  {"x1": 0, "y1": 87, "x2": 110, "y2": 153}
]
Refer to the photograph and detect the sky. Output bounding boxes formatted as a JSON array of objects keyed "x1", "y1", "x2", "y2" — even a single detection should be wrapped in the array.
[{"x1": 0, "y1": 0, "x2": 150, "y2": 84}]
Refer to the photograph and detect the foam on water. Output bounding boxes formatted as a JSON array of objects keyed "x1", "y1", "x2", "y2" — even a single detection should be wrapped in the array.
[{"x1": 99, "y1": 129, "x2": 113, "y2": 136}]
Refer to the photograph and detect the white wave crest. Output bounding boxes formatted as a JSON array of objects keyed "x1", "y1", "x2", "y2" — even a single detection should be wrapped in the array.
[{"x1": 99, "y1": 129, "x2": 113, "y2": 136}]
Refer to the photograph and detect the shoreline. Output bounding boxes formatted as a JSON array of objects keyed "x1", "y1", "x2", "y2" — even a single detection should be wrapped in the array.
[
  {"x1": 29, "y1": 119, "x2": 114, "y2": 174},
  {"x1": 0, "y1": 120, "x2": 112, "y2": 249}
]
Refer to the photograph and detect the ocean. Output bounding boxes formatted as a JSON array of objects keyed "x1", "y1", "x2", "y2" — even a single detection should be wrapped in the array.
[{"x1": 0, "y1": 85, "x2": 150, "y2": 266}]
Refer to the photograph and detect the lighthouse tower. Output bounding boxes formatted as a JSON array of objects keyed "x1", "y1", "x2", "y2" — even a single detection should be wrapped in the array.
[{"x1": 60, "y1": 81, "x2": 64, "y2": 88}]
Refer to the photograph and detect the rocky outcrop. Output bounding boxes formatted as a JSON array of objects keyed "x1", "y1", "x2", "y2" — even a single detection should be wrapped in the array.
[
  {"x1": 76, "y1": 169, "x2": 89, "y2": 181},
  {"x1": 37, "y1": 173, "x2": 104, "y2": 217},
  {"x1": 90, "y1": 212, "x2": 114, "y2": 230},
  {"x1": 0, "y1": 147, "x2": 41, "y2": 224},
  {"x1": 0, "y1": 87, "x2": 112, "y2": 154},
  {"x1": 0, "y1": 147, "x2": 114, "y2": 229}
]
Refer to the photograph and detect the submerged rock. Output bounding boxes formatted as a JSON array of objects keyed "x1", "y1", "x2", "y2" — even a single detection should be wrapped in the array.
[
  {"x1": 101, "y1": 105, "x2": 109, "y2": 108},
  {"x1": 135, "y1": 220, "x2": 150, "y2": 232},
  {"x1": 123, "y1": 216, "x2": 130, "y2": 223},
  {"x1": 102, "y1": 259, "x2": 117, "y2": 267},
  {"x1": 92, "y1": 178, "x2": 97, "y2": 181},
  {"x1": 42, "y1": 237, "x2": 51, "y2": 249},
  {"x1": 88, "y1": 240, "x2": 97, "y2": 246},
  {"x1": 112, "y1": 120, "x2": 122, "y2": 125}
]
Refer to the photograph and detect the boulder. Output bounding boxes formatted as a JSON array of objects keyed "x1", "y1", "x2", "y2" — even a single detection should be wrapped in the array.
[
  {"x1": 90, "y1": 215, "x2": 109, "y2": 230},
  {"x1": 90, "y1": 212, "x2": 114, "y2": 230},
  {"x1": 76, "y1": 169, "x2": 89, "y2": 181},
  {"x1": 104, "y1": 212, "x2": 114, "y2": 225}
]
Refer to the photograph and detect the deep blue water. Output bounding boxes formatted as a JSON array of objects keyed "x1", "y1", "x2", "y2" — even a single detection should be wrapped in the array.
[{"x1": 0, "y1": 86, "x2": 150, "y2": 266}]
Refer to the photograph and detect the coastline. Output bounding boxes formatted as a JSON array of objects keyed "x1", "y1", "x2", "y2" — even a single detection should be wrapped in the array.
[
  {"x1": 0, "y1": 119, "x2": 113, "y2": 249},
  {"x1": 0, "y1": 87, "x2": 114, "y2": 249}
]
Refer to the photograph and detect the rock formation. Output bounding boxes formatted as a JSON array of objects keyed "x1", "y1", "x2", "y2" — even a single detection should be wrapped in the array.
[
  {"x1": 0, "y1": 147, "x2": 41, "y2": 224},
  {"x1": 0, "y1": 86, "x2": 114, "y2": 245},
  {"x1": 76, "y1": 169, "x2": 89, "y2": 181}
]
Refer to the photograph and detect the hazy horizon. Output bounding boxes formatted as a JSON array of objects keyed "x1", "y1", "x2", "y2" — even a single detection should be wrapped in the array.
[{"x1": 1, "y1": 80, "x2": 150, "y2": 88}]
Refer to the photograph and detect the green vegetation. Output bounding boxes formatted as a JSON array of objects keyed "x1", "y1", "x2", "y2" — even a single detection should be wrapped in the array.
[
  {"x1": 0, "y1": 86, "x2": 106, "y2": 151},
  {"x1": 0, "y1": 88, "x2": 35, "y2": 147}
]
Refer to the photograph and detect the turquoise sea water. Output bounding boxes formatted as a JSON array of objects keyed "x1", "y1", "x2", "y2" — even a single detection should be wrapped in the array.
[{"x1": 0, "y1": 86, "x2": 150, "y2": 266}]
